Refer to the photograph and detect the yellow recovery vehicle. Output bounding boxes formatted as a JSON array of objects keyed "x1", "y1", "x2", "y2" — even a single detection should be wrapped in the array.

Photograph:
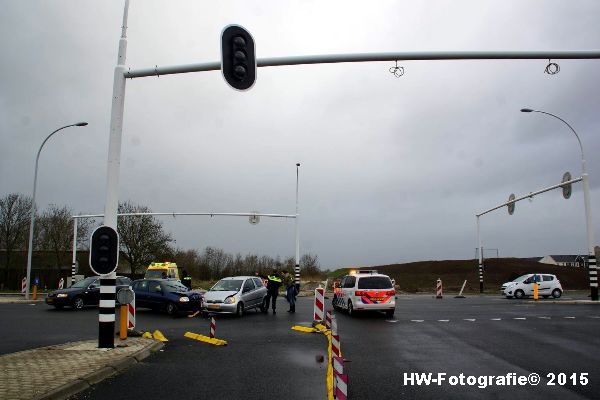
[{"x1": 144, "y1": 262, "x2": 180, "y2": 280}]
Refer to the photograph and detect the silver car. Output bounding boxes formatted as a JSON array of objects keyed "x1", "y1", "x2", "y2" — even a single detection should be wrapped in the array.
[{"x1": 203, "y1": 276, "x2": 268, "y2": 317}]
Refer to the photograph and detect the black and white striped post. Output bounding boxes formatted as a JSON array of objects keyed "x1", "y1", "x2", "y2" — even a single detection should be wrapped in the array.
[
  {"x1": 589, "y1": 254, "x2": 598, "y2": 300},
  {"x1": 71, "y1": 217, "x2": 78, "y2": 281},
  {"x1": 90, "y1": 225, "x2": 120, "y2": 349},
  {"x1": 295, "y1": 163, "x2": 301, "y2": 292}
]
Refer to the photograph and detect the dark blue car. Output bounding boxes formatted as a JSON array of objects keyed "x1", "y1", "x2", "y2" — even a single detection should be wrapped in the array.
[{"x1": 131, "y1": 279, "x2": 203, "y2": 316}]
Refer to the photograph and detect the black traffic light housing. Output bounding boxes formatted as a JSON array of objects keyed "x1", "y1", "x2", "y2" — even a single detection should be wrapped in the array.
[
  {"x1": 221, "y1": 25, "x2": 256, "y2": 91},
  {"x1": 89, "y1": 225, "x2": 119, "y2": 275}
]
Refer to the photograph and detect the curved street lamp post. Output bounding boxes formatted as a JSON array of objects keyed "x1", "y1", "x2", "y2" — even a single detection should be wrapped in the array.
[
  {"x1": 24, "y1": 122, "x2": 88, "y2": 300},
  {"x1": 521, "y1": 109, "x2": 597, "y2": 300}
]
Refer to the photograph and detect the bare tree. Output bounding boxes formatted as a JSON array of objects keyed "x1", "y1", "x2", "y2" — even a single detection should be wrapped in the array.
[
  {"x1": 36, "y1": 205, "x2": 75, "y2": 272},
  {"x1": 118, "y1": 201, "x2": 174, "y2": 277},
  {"x1": 300, "y1": 253, "x2": 321, "y2": 276},
  {"x1": 0, "y1": 193, "x2": 32, "y2": 284}
]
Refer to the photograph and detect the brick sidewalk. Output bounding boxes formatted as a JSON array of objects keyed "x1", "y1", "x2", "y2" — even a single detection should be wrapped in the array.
[{"x1": 0, "y1": 338, "x2": 163, "y2": 400}]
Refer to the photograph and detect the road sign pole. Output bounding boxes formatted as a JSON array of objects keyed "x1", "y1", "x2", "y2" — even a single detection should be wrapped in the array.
[
  {"x1": 477, "y1": 216, "x2": 483, "y2": 293},
  {"x1": 99, "y1": 0, "x2": 129, "y2": 349}
]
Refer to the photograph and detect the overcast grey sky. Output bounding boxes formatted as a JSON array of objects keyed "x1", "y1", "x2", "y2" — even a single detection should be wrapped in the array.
[{"x1": 1, "y1": 0, "x2": 599, "y2": 269}]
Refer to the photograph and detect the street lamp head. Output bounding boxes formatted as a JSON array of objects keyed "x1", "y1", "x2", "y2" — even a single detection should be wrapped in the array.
[
  {"x1": 296, "y1": 163, "x2": 300, "y2": 167},
  {"x1": 75, "y1": 122, "x2": 89, "y2": 126},
  {"x1": 520, "y1": 108, "x2": 534, "y2": 113}
]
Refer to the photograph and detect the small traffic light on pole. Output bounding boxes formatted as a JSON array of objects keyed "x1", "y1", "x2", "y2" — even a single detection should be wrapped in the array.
[
  {"x1": 90, "y1": 226, "x2": 119, "y2": 275},
  {"x1": 221, "y1": 25, "x2": 256, "y2": 91}
]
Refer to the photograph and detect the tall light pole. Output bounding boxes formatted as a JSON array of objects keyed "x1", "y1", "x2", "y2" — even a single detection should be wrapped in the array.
[
  {"x1": 24, "y1": 122, "x2": 88, "y2": 300},
  {"x1": 521, "y1": 108, "x2": 597, "y2": 300},
  {"x1": 295, "y1": 162, "x2": 301, "y2": 291}
]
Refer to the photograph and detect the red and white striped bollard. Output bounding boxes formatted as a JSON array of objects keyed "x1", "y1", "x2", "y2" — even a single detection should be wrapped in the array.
[
  {"x1": 58, "y1": 277, "x2": 64, "y2": 290},
  {"x1": 210, "y1": 316, "x2": 216, "y2": 338},
  {"x1": 21, "y1": 277, "x2": 27, "y2": 294},
  {"x1": 325, "y1": 310, "x2": 332, "y2": 330},
  {"x1": 314, "y1": 287, "x2": 325, "y2": 322},
  {"x1": 436, "y1": 278, "x2": 443, "y2": 299},
  {"x1": 127, "y1": 292, "x2": 136, "y2": 329}
]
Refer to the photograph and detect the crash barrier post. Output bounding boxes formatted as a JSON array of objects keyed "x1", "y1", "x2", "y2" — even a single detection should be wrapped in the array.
[
  {"x1": 333, "y1": 356, "x2": 348, "y2": 400},
  {"x1": 534, "y1": 282, "x2": 539, "y2": 301},
  {"x1": 32, "y1": 284, "x2": 37, "y2": 300},
  {"x1": 120, "y1": 305, "x2": 128, "y2": 340},
  {"x1": 127, "y1": 295, "x2": 136, "y2": 329},
  {"x1": 210, "y1": 316, "x2": 216, "y2": 339},
  {"x1": 325, "y1": 310, "x2": 332, "y2": 330},
  {"x1": 314, "y1": 287, "x2": 325, "y2": 322},
  {"x1": 455, "y1": 280, "x2": 467, "y2": 298},
  {"x1": 436, "y1": 278, "x2": 443, "y2": 299},
  {"x1": 58, "y1": 277, "x2": 64, "y2": 290},
  {"x1": 331, "y1": 316, "x2": 341, "y2": 357},
  {"x1": 21, "y1": 277, "x2": 26, "y2": 294}
]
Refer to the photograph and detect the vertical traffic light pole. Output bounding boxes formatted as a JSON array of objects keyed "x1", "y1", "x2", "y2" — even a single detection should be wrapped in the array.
[
  {"x1": 476, "y1": 216, "x2": 484, "y2": 293},
  {"x1": 295, "y1": 163, "x2": 301, "y2": 291},
  {"x1": 99, "y1": 0, "x2": 129, "y2": 349}
]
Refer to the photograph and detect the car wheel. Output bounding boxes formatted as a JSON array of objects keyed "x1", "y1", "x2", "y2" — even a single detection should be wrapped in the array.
[
  {"x1": 166, "y1": 302, "x2": 178, "y2": 316},
  {"x1": 514, "y1": 290, "x2": 525, "y2": 299},
  {"x1": 236, "y1": 302, "x2": 244, "y2": 317},
  {"x1": 552, "y1": 289, "x2": 562, "y2": 299},
  {"x1": 385, "y1": 309, "x2": 395, "y2": 318},
  {"x1": 347, "y1": 300, "x2": 354, "y2": 316},
  {"x1": 72, "y1": 296, "x2": 84, "y2": 310},
  {"x1": 259, "y1": 298, "x2": 267, "y2": 313}
]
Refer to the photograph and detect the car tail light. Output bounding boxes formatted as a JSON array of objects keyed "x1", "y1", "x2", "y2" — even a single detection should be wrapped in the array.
[
  {"x1": 355, "y1": 290, "x2": 364, "y2": 296},
  {"x1": 386, "y1": 290, "x2": 396, "y2": 296}
]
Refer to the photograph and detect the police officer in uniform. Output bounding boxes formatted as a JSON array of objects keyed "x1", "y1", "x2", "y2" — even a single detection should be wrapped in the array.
[
  {"x1": 263, "y1": 268, "x2": 282, "y2": 314},
  {"x1": 181, "y1": 270, "x2": 192, "y2": 290}
]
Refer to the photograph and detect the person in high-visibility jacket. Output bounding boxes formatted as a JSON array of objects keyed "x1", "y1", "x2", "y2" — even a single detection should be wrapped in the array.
[
  {"x1": 263, "y1": 269, "x2": 283, "y2": 314},
  {"x1": 181, "y1": 270, "x2": 192, "y2": 290}
]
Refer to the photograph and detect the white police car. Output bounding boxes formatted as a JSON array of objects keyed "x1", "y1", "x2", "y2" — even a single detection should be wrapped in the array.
[
  {"x1": 333, "y1": 270, "x2": 395, "y2": 317},
  {"x1": 501, "y1": 273, "x2": 563, "y2": 299}
]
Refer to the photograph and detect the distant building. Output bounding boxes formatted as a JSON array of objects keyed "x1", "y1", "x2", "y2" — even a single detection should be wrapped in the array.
[{"x1": 539, "y1": 255, "x2": 587, "y2": 268}]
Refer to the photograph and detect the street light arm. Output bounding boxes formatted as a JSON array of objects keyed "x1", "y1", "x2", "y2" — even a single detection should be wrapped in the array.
[{"x1": 531, "y1": 110, "x2": 584, "y2": 160}]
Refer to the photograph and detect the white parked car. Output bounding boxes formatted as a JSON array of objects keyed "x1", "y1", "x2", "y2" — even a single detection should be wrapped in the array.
[
  {"x1": 501, "y1": 273, "x2": 563, "y2": 299},
  {"x1": 333, "y1": 270, "x2": 395, "y2": 317}
]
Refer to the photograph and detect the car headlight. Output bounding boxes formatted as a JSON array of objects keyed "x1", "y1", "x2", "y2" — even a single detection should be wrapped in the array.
[
  {"x1": 179, "y1": 296, "x2": 190, "y2": 302},
  {"x1": 57, "y1": 293, "x2": 69, "y2": 298},
  {"x1": 224, "y1": 296, "x2": 236, "y2": 304}
]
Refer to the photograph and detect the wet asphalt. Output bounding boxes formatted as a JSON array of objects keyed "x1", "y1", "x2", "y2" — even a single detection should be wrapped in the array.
[{"x1": 2, "y1": 293, "x2": 600, "y2": 399}]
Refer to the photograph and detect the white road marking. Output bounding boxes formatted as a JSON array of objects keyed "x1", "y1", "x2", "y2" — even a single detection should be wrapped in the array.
[
  {"x1": 513, "y1": 317, "x2": 526, "y2": 320},
  {"x1": 538, "y1": 316, "x2": 551, "y2": 319},
  {"x1": 438, "y1": 319, "x2": 450, "y2": 322},
  {"x1": 564, "y1": 316, "x2": 575, "y2": 319},
  {"x1": 589, "y1": 316, "x2": 600, "y2": 319},
  {"x1": 386, "y1": 320, "x2": 398, "y2": 323},
  {"x1": 463, "y1": 319, "x2": 476, "y2": 322},
  {"x1": 411, "y1": 320, "x2": 424, "y2": 323},
  {"x1": 491, "y1": 318, "x2": 502, "y2": 320}
]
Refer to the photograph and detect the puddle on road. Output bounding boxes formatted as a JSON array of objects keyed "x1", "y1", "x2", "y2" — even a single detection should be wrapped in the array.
[{"x1": 284, "y1": 348, "x2": 327, "y2": 370}]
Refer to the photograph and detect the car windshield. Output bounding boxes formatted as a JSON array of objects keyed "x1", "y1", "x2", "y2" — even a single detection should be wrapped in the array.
[
  {"x1": 512, "y1": 274, "x2": 530, "y2": 282},
  {"x1": 210, "y1": 279, "x2": 243, "y2": 292},
  {"x1": 163, "y1": 282, "x2": 189, "y2": 293},
  {"x1": 357, "y1": 276, "x2": 393, "y2": 289},
  {"x1": 145, "y1": 270, "x2": 167, "y2": 279},
  {"x1": 71, "y1": 277, "x2": 97, "y2": 288}
]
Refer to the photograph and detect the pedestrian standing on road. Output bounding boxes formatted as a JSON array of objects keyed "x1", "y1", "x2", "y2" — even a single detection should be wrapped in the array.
[
  {"x1": 263, "y1": 268, "x2": 282, "y2": 314},
  {"x1": 283, "y1": 270, "x2": 297, "y2": 313},
  {"x1": 182, "y1": 270, "x2": 192, "y2": 290}
]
